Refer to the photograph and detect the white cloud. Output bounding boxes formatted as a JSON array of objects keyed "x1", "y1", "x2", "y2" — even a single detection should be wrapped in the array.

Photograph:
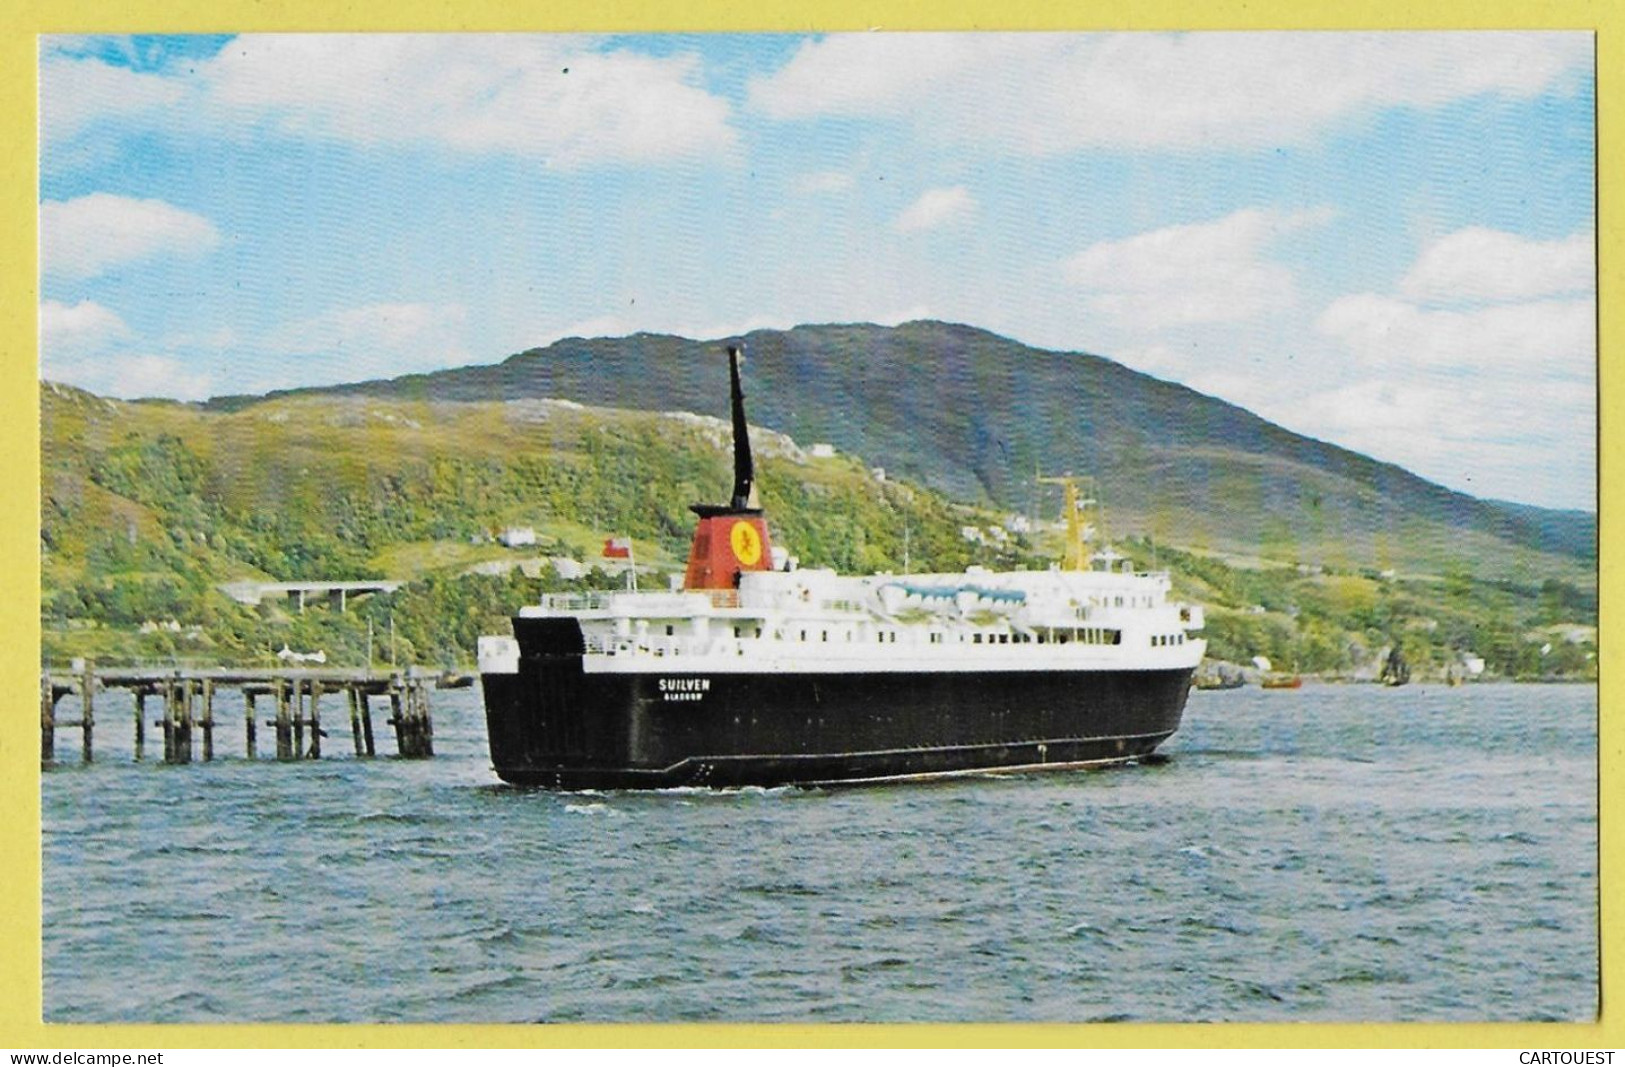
[
  {"x1": 258, "y1": 302, "x2": 471, "y2": 387},
  {"x1": 47, "y1": 351, "x2": 216, "y2": 402},
  {"x1": 40, "y1": 194, "x2": 219, "y2": 281},
  {"x1": 1063, "y1": 207, "x2": 1332, "y2": 328},
  {"x1": 749, "y1": 32, "x2": 1590, "y2": 153},
  {"x1": 1316, "y1": 292, "x2": 1594, "y2": 376},
  {"x1": 893, "y1": 186, "x2": 975, "y2": 233},
  {"x1": 43, "y1": 299, "x2": 473, "y2": 399},
  {"x1": 1398, "y1": 227, "x2": 1594, "y2": 305},
  {"x1": 43, "y1": 36, "x2": 737, "y2": 168},
  {"x1": 194, "y1": 35, "x2": 735, "y2": 167},
  {"x1": 794, "y1": 170, "x2": 856, "y2": 194},
  {"x1": 542, "y1": 315, "x2": 638, "y2": 343},
  {"x1": 39, "y1": 299, "x2": 131, "y2": 355},
  {"x1": 102, "y1": 355, "x2": 217, "y2": 401},
  {"x1": 1300, "y1": 226, "x2": 1596, "y2": 508},
  {"x1": 1280, "y1": 377, "x2": 1594, "y2": 509},
  {"x1": 40, "y1": 51, "x2": 189, "y2": 145}
]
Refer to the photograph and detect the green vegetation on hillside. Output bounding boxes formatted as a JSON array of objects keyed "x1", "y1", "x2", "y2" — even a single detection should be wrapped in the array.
[
  {"x1": 41, "y1": 382, "x2": 1596, "y2": 681},
  {"x1": 1138, "y1": 538, "x2": 1596, "y2": 680},
  {"x1": 42, "y1": 385, "x2": 1006, "y2": 669},
  {"x1": 229, "y1": 321, "x2": 1596, "y2": 581}
]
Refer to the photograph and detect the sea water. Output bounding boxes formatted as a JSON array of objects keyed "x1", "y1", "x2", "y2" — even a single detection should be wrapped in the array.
[{"x1": 42, "y1": 683, "x2": 1597, "y2": 1023}]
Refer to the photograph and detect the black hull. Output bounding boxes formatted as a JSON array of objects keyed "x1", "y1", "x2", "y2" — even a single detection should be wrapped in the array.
[{"x1": 483, "y1": 618, "x2": 1195, "y2": 789}]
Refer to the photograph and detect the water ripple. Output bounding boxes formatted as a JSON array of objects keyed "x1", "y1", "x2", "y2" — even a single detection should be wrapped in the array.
[{"x1": 43, "y1": 684, "x2": 1598, "y2": 1023}]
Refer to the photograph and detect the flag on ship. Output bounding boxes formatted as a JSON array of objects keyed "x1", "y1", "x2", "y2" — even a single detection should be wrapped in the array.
[{"x1": 603, "y1": 537, "x2": 632, "y2": 559}]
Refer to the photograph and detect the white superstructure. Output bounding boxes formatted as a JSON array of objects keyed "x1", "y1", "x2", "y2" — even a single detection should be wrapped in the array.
[{"x1": 478, "y1": 560, "x2": 1205, "y2": 676}]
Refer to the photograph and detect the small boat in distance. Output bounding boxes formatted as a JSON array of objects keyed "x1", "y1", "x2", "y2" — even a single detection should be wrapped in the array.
[
  {"x1": 1380, "y1": 646, "x2": 1411, "y2": 687},
  {"x1": 1251, "y1": 653, "x2": 1302, "y2": 689}
]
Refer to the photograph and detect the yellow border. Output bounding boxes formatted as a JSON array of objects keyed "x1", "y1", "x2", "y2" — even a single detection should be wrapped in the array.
[{"x1": 4, "y1": 1, "x2": 1617, "y2": 1050}]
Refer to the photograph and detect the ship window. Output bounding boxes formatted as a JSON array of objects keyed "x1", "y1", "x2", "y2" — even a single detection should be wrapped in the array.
[
  {"x1": 821, "y1": 631, "x2": 828, "y2": 642},
  {"x1": 998, "y1": 634, "x2": 1008, "y2": 644},
  {"x1": 974, "y1": 634, "x2": 983, "y2": 644},
  {"x1": 800, "y1": 630, "x2": 807, "y2": 641},
  {"x1": 1111, "y1": 630, "x2": 1122, "y2": 645},
  {"x1": 1038, "y1": 632, "x2": 1047, "y2": 644},
  {"x1": 755, "y1": 627, "x2": 762, "y2": 639},
  {"x1": 666, "y1": 625, "x2": 674, "y2": 636}
]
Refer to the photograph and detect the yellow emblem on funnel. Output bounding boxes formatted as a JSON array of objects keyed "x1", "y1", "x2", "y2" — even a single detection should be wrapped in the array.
[{"x1": 730, "y1": 521, "x2": 762, "y2": 566}]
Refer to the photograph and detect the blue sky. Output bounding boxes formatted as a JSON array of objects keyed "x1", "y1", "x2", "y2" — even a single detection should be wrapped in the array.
[{"x1": 39, "y1": 33, "x2": 1596, "y2": 510}]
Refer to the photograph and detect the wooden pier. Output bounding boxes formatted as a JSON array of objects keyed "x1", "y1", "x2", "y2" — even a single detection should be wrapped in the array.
[{"x1": 41, "y1": 662, "x2": 441, "y2": 765}]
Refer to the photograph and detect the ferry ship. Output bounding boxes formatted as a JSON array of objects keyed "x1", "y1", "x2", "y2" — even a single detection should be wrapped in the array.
[{"x1": 478, "y1": 345, "x2": 1206, "y2": 788}]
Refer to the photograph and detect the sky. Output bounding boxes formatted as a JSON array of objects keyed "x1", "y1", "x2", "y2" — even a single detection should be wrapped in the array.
[{"x1": 38, "y1": 33, "x2": 1597, "y2": 511}]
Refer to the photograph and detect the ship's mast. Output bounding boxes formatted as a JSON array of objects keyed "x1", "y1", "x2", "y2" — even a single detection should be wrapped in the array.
[
  {"x1": 1036, "y1": 474, "x2": 1095, "y2": 572},
  {"x1": 727, "y1": 344, "x2": 759, "y2": 511},
  {"x1": 683, "y1": 342, "x2": 774, "y2": 591}
]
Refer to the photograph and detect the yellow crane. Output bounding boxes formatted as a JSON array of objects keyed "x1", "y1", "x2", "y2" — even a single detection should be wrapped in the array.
[{"x1": 1036, "y1": 473, "x2": 1106, "y2": 572}]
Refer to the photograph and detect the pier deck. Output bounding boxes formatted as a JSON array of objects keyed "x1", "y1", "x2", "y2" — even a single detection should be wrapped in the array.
[{"x1": 41, "y1": 663, "x2": 452, "y2": 765}]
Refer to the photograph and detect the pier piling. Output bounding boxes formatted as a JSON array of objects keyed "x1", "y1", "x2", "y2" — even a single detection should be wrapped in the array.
[
  {"x1": 244, "y1": 690, "x2": 257, "y2": 759},
  {"x1": 134, "y1": 691, "x2": 146, "y2": 761},
  {"x1": 275, "y1": 679, "x2": 293, "y2": 761},
  {"x1": 292, "y1": 679, "x2": 306, "y2": 758},
  {"x1": 308, "y1": 683, "x2": 322, "y2": 760},
  {"x1": 201, "y1": 679, "x2": 215, "y2": 761},
  {"x1": 348, "y1": 688, "x2": 364, "y2": 757},
  {"x1": 80, "y1": 661, "x2": 95, "y2": 764},
  {"x1": 388, "y1": 686, "x2": 405, "y2": 756},
  {"x1": 417, "y1": 683, "x2": 435, "y2": 758},
  {"x1": 160, "y1": 680, "x2": 175, "y2": 762},
  {"x1": 40, "y1": 674, "x2": 55, "y2": 764},
  {"x1": 361, "y1": 693, "x2": 376, "y2": 757},
  {"x1": 41, "y1": 666, "x2": 434, "y2": 767},
  {"x1": 169, "y1": 678, "x2": 193, "y2": 765}
]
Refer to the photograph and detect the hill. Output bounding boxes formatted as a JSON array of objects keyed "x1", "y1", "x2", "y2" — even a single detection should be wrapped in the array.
[
  {"x1": 41, "y1": 376, "x2": 1596, "y2": 680},
  {"x1": 207, "y1": 320, "x2": 1595, "y2": 583},
  {"x1": 40, "y1": 382, "x2": 1009, "y2": 667}
]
